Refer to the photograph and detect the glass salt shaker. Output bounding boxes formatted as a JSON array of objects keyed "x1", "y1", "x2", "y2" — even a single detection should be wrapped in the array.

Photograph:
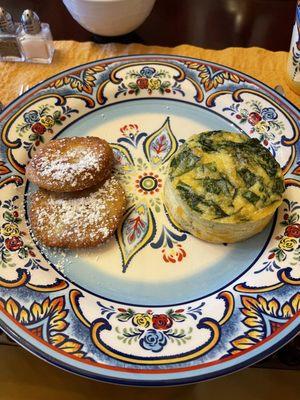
[
  {"x1": 18, "y1": 9, "x2": 54, "y2": 64},
  {"x1": 0, "y1": 7, "x2": 24, "y2": 62},
  {"x1": 287, "y1": 1, "x2": 300, "y2": 95}
]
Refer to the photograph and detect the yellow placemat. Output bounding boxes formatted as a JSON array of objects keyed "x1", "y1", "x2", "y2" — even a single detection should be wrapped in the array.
[
  {"x1": 0, "y1": 41, "x2": 298, "y2": 108},
  {"x1": 0, "y1": 42, "x2": 299, "y2": 398}
]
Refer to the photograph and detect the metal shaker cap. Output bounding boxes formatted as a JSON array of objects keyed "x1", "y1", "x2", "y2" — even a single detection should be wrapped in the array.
[
  {"x1": 0, "y1": 7, "x2": 15, "y2": 33},
  {"x1": 21, "y1": 9, "x2": 41, "y2": 34}
]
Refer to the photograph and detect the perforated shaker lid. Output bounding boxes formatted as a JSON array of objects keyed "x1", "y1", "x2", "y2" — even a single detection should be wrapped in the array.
[
  {"x1": 0, "y1": 7, "x2": 15, "y2": 33},
  {"x1": 21, "y1": 9, "x2": 41, "y2": 34}
]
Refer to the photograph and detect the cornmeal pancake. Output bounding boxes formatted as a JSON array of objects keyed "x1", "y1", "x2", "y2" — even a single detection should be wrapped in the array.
[
  {"x1": 164, "y1": 131, "x2": 285, "y2": 243},
  {"x1": 29, "y1": 176, "x2": 126, "y2": 248},
  {"x1": 26, "y1": 136, "x2": 114, "y2": 192}
]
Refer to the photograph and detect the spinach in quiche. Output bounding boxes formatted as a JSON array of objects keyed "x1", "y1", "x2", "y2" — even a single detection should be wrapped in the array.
[
  {"x1": 237, "y1": 168, "x2": 258, "y2": 188},
  {"x1": 169, "y1": 130, "x2": 284, "y2": 221},
  {"x1": 170, "y1": 145, "x2": 201, "y2": 178}
]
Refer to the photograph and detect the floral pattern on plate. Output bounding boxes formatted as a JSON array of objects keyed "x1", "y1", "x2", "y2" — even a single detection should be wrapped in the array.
[{"x1": 0, "y1": 55, "x2": 299, "y2": 385}]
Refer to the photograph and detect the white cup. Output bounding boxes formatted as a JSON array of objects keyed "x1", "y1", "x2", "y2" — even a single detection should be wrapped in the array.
[{"x1": 62, "y1": 0, "x2": 156, "y2": 37}]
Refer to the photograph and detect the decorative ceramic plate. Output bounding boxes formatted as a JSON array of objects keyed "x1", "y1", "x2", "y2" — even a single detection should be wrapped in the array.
[{"x1": 0, "y1": 55, "x2": 299, "y2": 386}]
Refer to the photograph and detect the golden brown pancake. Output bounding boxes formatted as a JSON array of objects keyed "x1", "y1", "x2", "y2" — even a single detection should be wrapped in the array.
[
  {"x1": 29, "y1": 176, "x2": 126, "y2": 248},
  {"x1": 26, "y1": 136, "x2": 114, "y2": 192}
]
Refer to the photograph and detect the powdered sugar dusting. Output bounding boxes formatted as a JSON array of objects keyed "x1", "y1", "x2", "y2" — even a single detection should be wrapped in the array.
[
  {"x1": 34, "y1": 176, "x2": 125, "y2": 245},
  {"x1": 35, "y1": 147, "x2": 102, "y2": 184}
]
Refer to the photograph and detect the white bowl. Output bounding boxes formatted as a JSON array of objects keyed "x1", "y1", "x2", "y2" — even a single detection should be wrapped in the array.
[{"x1": 63, "y1": 0, "x2": 156, "y2": 37}]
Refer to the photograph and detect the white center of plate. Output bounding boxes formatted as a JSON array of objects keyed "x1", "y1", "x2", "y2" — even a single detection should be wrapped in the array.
[{"x1": 35, "y1": 99, "x2": 272, "y2": 305}]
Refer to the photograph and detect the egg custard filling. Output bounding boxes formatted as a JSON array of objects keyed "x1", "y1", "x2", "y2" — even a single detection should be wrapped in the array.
[{"x1": 164, "y1": 131, "x2": 285, "y2": 243}]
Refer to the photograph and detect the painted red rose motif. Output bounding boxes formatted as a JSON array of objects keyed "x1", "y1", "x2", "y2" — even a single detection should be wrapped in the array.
[
  {"x1": 31, "y1": 122, "x2": 46, "y2": 135},
  {"x1": 285, "y1": 223, "x2": 300, "y2": 238},
  {"x1": 248, "y1": 112, "x2": 262, "y2": 126},
  {"x1": 152, "y1": 314, "x2": 173, "y2": 330},
  {"x1": 137, "y1": 77, "x2": 148, "y2": 89},
  {"x1": 5, "y1": 236, "x2": 23, "y2": 251}
]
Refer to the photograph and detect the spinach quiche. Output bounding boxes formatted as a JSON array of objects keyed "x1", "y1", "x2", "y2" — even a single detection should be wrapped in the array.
[{"x1": 164, "y1": 131, "x2": 285, "y2": 243}]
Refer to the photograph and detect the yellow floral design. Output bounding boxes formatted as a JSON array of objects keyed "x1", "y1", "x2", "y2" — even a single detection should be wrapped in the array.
[
  {"x1": 278, "y1": 237, "x2": 298, "y2": 252},
  {"x1": 0, "y1": 296, "x2": 90, "y2": 360},
  {"x1": 185, "y1": 62, "x2": 245, "y2": 91},
  {"x1": 254, "y1": 120, "x2": 270, "y2": 133},
  {"x1": 229, "y1": 293, "x2": 300, "y2": 355},
  {"x1": 132, "y1": 313, "x2": 152, "y2": 328},
  {"x1": 148, "y1": 78, "x2": 161, "y2": 90},
  {"x1": 1, "y1": 222, "x2": 19, "y2": 237},
  {"x1": 49, "y1": 65, "x2": 105, "y2": 94},
  {"x1": 40, "y1": 115, "x2": 55, "y2": 128}
]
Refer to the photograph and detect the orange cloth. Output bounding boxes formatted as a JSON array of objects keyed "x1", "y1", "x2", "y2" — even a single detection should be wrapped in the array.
[
  {"x1": 0, "y1": 41, "x2": 298, "y2": 108},
  {"x1": 0, "y1": 42, "x2": 299, "y2": 399}
]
